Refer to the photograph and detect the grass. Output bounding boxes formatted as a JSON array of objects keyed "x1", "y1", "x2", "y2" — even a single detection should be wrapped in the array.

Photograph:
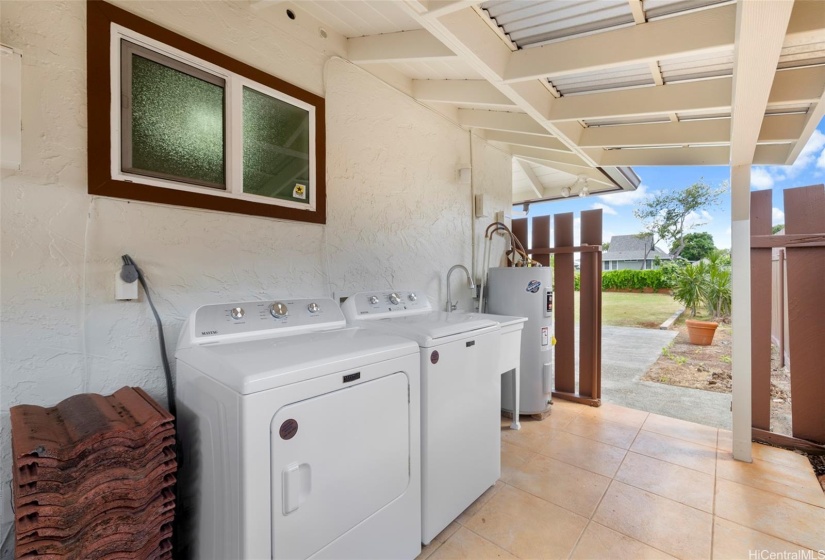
[{"x1": 574, "y1": 291, "x2": 683, "y2": 329}]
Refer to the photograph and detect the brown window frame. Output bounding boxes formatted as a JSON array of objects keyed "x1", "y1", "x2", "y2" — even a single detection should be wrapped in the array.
[{"x1": 87, "y1": 0, "x2": 326, "y2": 224}]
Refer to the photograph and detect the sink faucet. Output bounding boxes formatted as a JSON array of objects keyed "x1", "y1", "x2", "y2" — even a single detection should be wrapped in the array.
[{"x1": 447, "y1": 264, "x2": 475, "y2": 312}]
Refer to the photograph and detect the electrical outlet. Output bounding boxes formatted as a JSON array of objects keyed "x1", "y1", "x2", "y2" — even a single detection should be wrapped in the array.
[{"x1": 115, "y1": 271, "x2": 138, "y2": 300}]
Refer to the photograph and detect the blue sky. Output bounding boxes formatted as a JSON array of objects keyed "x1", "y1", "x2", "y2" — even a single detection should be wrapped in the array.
[{"x1": 520, "y1": 117, "x2": 825, "y2": 251}]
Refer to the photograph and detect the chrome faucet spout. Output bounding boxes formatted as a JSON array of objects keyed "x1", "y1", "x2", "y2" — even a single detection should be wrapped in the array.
[{"x1": 447, "y1": 264, "x2": 475, "y2": 312}]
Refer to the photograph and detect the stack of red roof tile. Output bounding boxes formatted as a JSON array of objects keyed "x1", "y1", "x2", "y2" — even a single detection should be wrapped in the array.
[{"x1": 10, "y1": 387, "x2": 177, "y2": 559}]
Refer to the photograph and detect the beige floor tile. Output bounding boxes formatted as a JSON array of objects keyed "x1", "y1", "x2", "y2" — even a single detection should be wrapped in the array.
[
  {"x1": 717, "y1": 449, "x2": 825, "y2": 508},
  {"x1": 549, "y1": 399, "x2": 587, "y2": 414},
  {"x1": 504, "y1": 453, "x2": 611, "y2": 518},
  {"x1": 562, "y1": 413, "x2": 641, "y2": 449},
  {"x1": 418, "y1": 522, "x2": 460, "y2": 560},
  {"x1": 456, "y1": 481, "x2": 505, "y2": 526},
  {"x1": 579, "y1": 402, "x2": 649, "y2": 428},
  {"x1": 500, "y1": 441, "x2": 536, "y2": 485},
  {"x1": 717, "y1": 429, "x2": 732, "y2": 452},
  {"x1": 593, "y1": 481, "x2": 713, "y2": 560},
  {"x1": 500, "y1": 417, "x2": 557, "y2": 452},
  {"x1": 540, "y1": 406, "x2": 583, "y2": 430},
  {"x1": 571, "y1": 522, "x2": 678, "y2": 560},
  {"x1": 464, "y1": 484, "x2": 588, "y2": 559},
  {"x1": 615, "y1": 452, "x2": 715, "y2": 513},
  {"x1": 428, "y1": 527, "x2": 518, "y2": 560},
  {"x1": 642, "y1": 413, "x2": 718, "y2": 449},
  {"x1": 537, "y1": 431, "x2": 627, "y2": 478},
  {"x1": 630, "y1": 430, "x2": 717, "y2": 475},
  {"x1": 715, "y1": 478, "x2": 825, "y2": 551},
  {"x1": 712, "y1": 518, "x2": 817, "y2": 560},
  {"x1": 750, "y1": 442, "x2": 814, "y2": 471}
]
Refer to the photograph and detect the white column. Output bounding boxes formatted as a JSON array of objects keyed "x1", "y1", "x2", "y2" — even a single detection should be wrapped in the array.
[{"x1": 730, "y1": 164, "x2": 752, "y2": 463}]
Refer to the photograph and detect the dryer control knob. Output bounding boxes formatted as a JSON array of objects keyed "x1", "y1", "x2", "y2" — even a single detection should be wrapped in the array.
[
  {"x1": 389, "y1": 292, "x2": 401, "y2": 305},
  {"x1": 230, "y1": 307, "x2": 245, "y2": 320},
  {"x1": 408, "y1": 293, "x2": 417, "y2": 302},
  {"x1": 270, "y1": 302, "x2": 289, "y2": 319},
  {"x1": 307, "y1": 302, "x2": 320, "y2": 313},
  {"x1": 369, "y1": 296, "x2": 379, "y2": 305}
]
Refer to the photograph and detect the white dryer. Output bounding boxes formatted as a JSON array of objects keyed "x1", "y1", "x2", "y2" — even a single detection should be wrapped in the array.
[
  {"x1": 175, "y1": 298, "x2": 421, "y2": 560},
  {"x1": 341, "y1": 291, "x2": 500, "y2": 545}
]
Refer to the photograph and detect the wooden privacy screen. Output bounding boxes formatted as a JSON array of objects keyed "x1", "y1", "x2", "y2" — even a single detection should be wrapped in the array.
[
  {"x1": 750, "y1": 185, "x2": 825, "y2": 446},
  {"x1": 512, "y1": 210, "x2": 603, "y2": 406}
]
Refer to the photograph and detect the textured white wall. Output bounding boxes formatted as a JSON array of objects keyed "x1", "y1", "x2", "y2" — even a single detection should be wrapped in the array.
[{"x1": 0, "y1": 0, "x2": 512, "y2": 536}]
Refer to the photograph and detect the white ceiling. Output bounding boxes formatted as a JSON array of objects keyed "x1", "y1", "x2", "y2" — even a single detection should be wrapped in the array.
[{"x1": 259, "y1": 0, "x2": 825, "y2": 205}]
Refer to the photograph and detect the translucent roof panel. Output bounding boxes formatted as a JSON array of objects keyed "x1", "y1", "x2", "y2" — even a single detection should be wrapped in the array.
[
  {"x1": 583, "y1": 115, "x2": 672, "y2": 127},
  {"x1": 550, "y1": 63, "x2": 654, "y2": 95},
  {"x1": 481, "y1": 0, "x2": 634, "y2": 48},
  {"x1": 659, "y1": 51, "x2": 734, "y2": 83},
  {"x1": 644, "y1": 0, "x2": 733, "y2": 20}
]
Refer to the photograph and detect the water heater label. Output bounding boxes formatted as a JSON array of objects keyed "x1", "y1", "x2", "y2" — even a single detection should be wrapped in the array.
[
  {"x1": 526, "y1": 280, "x2": 541, "y2": 293},
  {"x1": 541, "y1": 327, "x2": 549, "y2": 347}
]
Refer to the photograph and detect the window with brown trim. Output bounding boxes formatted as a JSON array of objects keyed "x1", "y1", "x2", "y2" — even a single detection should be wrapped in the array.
[{"x1": 87, "y1": 0, "x2": 326, "y2": 223}]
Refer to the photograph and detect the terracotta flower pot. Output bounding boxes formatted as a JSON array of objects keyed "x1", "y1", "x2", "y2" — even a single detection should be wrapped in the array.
[{"x1": 685, "y1": 319, "x2": 718, "y2": 346}]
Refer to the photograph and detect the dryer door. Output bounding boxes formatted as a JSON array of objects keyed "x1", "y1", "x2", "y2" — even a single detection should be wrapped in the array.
[{"x1": 270, "y1": 372, "x2": 410, "y2": 560}]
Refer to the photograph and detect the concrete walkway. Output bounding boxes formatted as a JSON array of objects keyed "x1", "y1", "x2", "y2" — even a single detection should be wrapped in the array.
[{"x1": 578, "y1": 326, "x2": 732, "y2": 430}]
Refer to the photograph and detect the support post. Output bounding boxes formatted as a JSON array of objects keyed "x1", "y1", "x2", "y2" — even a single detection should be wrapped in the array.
[{"x1": 731, "y1": 164, "x2": 753, "y2": 462}]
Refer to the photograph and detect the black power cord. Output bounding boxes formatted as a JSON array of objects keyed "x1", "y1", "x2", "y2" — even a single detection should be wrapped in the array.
[{"x1": 121, "y1": 254, "x2": 183, "y2": 556}]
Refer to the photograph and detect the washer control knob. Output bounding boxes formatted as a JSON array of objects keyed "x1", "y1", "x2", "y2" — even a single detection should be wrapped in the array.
[
  {"x1": 230, "y1": 307, "x2": 245, "y2": 320},
  {"x1": 307, "y1": 302, "x2": 320, "y2": 313},
  {"x1": 408, "y1": 293, "x2": 417, "y2": 302},
  {"x1": 369, "y1": 296, "x2": 379, "y2": 305},
  {"x1": 270, "y1": 302, "x2": 289, "y2": 319},
  {"x1": 389, "y1": 292, "x2": 401, "y2": 305}
]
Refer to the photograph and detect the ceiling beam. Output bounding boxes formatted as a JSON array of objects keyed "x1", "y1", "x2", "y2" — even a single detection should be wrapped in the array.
[
  {"x1": 483, "y1": 130, "x2": 570, "y2": 152},
  {"x1": 503, "y1": 4, "x2": 736, "y2": 83},
  {"x1": 423, "y1": 0, "x2": 483, "y2": 17},
  {"x1": 412, "y1": 80, "x2": 515, "y2": 106},
  {"x1": 549, "y1": 78, "x2": 732, "y2": 122},
  {"x1": 579, "y1": 113, "x2": 806, "y2": 148},
  {"x1": 729, "y1": 0, "x2": 794, "y2": 167},
  {"x1": 784, "y1": 85, "x2": 825, "y2": 165},
  {"x1": 457, "y1": 109, "x2": 547, "y2": 135},
  {"x1": 590, "y1": 143, "x2": 792, "y2": 167},
  {"x1": 628, "y1": 0, "x2": 646, "y2": 25},
  {"x1": 347, "y1": 29, "x2": 455, "y2": 63},
  {"x1": 515, "y1": 159, "x2": 543, "y2": 198},
  {"x1": 517, "y1": 158, "x2": 615, "y2": 187},
  {"x1": 545, "y1": 66, "x2": 824, "y2": 122},
  {"x1": 508, "y1": 145, "x2": 590, "y2": 168}
]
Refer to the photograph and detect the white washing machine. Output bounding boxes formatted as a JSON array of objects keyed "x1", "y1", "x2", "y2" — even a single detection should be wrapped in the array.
[
  {"x1": 340, "y1": 291, "x2": 500, "y2": 545},
  {"x1": 175, "y1": 298, "x2": 421, "y2": 560}
]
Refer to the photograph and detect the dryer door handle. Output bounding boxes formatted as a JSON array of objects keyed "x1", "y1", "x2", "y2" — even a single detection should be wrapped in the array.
[{"x1": 282, "y1": 462, "x2": 312, "y2": 515}]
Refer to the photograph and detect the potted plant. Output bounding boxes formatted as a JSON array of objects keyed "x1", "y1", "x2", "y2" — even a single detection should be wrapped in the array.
[{"x1": 671, "y1": 253, "x2": 731, "y2": 345}]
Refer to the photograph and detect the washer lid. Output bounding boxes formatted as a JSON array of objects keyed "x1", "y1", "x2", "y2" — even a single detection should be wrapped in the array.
[
  {"x1": 175, "y1": 328, "x2": 418, "y2": 394},
  {"x1": 352, "y1": 311, "x2": 498, "y2": 348}
]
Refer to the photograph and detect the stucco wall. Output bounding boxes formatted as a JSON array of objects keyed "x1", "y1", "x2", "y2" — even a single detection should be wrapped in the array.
[{"x1": 0, "y1": 0, "x2": 512, "y2": 537}]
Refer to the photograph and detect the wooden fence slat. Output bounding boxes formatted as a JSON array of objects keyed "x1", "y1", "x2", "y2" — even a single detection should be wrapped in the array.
[
  {"x1": 531, "y1": 215, "x2": 551, "y2": 267},
  {"x1": 511, "y1": 218, "x2": 528, "y2": 268},
  {"x1": 579, "y1": 209, "x2": 602, "y2": 400},
  {"x1": 750, "y1": 189, "x2": 772, "y2": 431},
  {"x1": 784, "y1": 184, "x2": 825, "y2": 443},
  {"x1": 554, "y1": 213, "x2": 576, "y2": 394}
]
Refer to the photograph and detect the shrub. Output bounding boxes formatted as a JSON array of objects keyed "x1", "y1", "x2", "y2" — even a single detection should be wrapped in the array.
[
  {"x1": 670, "y1": 251, "x2": 732, "y2": 319},
  {"x1": 601, "y1": 269, "x2": 669, "y2": 291},
  {"x1": 671, "y1": 261, "x2": 707, "y2": 316}
]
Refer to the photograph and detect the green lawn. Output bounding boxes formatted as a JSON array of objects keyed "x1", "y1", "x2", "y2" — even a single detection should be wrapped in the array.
[{"x1": 574, "y1": 292, "x2": 682, "y2": 329}]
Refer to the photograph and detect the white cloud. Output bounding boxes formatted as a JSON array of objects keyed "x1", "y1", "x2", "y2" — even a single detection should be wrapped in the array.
[
  {"x1": 591, "y1": 202, "x2": 617, "y2": 215},
  {"x1": 769, "y1": 129, "x2": 825, "y2": 180},
  {"x1": 772, "y1": 207, "x2": 785, "y2": 226},
  {"x1": 596, "y1": 183, "x2": 649, "y2": 207},
  {"x1": 751, "y1": 167, "x2": 774, "y2": 190}
]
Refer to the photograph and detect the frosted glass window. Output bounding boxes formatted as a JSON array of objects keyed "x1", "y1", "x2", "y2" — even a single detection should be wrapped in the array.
[
  {"x1": 121, "y1": 41, "x2": 225, "y2": 189},
  {"x1": 243, "y1": 86, "x2": 311, "y2": 204}
]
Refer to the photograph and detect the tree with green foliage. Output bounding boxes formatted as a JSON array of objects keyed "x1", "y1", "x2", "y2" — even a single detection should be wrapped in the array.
[
  {"x1": 772, "y1": 224, "x2": 785, "y2": 234},
  {"x1": 633, "y1": 180, "x2": 727, "y2": 266},
  {"x1": 671, "y1": 232, "x2": 716, "y2": 262},
  {"x1": 602, "y1": 242, "x2": 610, "y2": 251}
]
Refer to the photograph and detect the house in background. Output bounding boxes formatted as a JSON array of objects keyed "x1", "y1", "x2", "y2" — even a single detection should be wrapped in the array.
[{"x1": 602, "y1": 234, "x2": 673, "y2": 271}]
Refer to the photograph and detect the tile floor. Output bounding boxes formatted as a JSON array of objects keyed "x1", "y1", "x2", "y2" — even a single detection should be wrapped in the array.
[{"x1": 417, "y1": 400, "x2": 825, "y2": 560}]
